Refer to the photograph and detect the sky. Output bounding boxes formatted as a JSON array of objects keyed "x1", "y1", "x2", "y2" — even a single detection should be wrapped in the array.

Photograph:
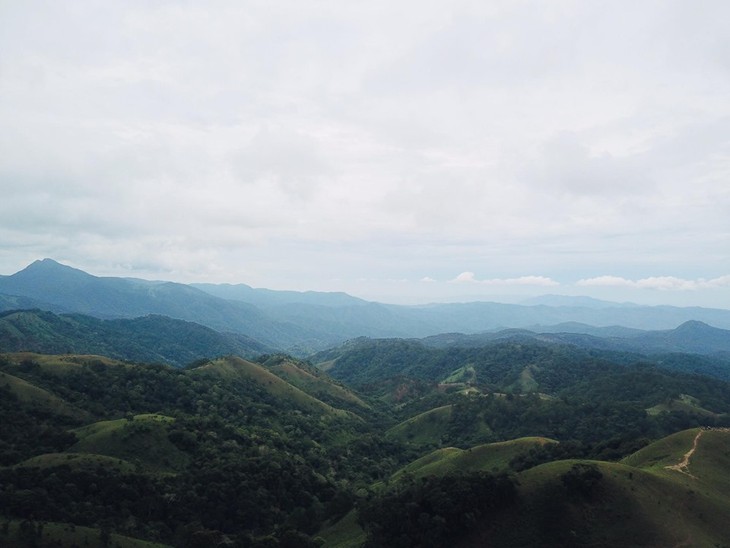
[{"x1": 1, "y1": 0, "x2": 729, "y2": 307}]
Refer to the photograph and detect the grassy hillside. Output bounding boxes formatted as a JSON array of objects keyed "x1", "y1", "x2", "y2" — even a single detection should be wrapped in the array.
[
  {"x1": 68, "y1": 414, "x2": 189, "y2": 472},
  {"x1": 0, "y1": 370, "x2": 85, "y2": 419},
  {"x1": 347, "y1": 428, "x2": 730, "y2": 547},
  {"x1": 484, "y1": 453, "x2": 730, "y2": 547},
  {"x1": 393, "y1": 437, "x2": 557, "y2": 480},
  {"x1": 385, "y1": 405, "x2": 455, "y2": 446},
  {"x1": 5, "y1": 343, "x2": 730, "y2": 547},
  {"x1": 0, "y1": 309, "x2": 271, "y2": 366},
  {"x1": 0, "y1": 352, "x2": 393, "y2": 547},
  {"x1": 259, "y1": 354, "x2": 371, "y2": 412},
  {"x1": 191, "y1": 356, "x2": 350, "y2": 417}
]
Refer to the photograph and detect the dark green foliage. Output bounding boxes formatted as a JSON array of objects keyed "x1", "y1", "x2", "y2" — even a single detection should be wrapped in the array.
[
  {"x1": 561, "y1": 463, "x2": 603, "y2": 499},
  {"x1": 0, "y1": 384, "x2": 79, "y2": 465},
  {"x1": 320, "y1": 338, "x2": 730, "y2": 458},
  {"x1": 0, "y1": 309, "x2": 270, "y2": 366},
  {"x1": 358, "y1": 472, "x2": 517, "y2": 548},
  {"x1": 0, "y1": 355, "x2": 410, "y2": 545}
]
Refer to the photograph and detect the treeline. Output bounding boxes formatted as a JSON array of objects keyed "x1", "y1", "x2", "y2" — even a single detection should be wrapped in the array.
[
  {"x1": 358, "y1": 471, "x2": 517, "y2": 547},
  {"x1": 0, "y1": 355, "x2": 410, "y2": 545}
]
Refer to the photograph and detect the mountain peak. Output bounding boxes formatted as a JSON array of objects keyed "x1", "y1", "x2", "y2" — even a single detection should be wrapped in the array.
[
  {"x1": 675, "y1": 320, "x2": 712, "y2": 331},
  {"x1": 16, "y1": 258, "x2": 93, "y2": 279}
]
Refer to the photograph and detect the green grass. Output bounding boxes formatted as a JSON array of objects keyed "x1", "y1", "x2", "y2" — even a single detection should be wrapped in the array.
[
  {"x1": 442, "y1": 364, "x2": 476, "y2": 384},
  {"x1": 355, "y1": 429, "x2": 730, "y2": 546},
  {"x1": 393, "y1": 437, "x2": 557, "y2": 480},
  {"x1": 622, "y1": 427, "x2": 702, "y2": 470},
  {"x1": 483, "y1": 429, "x2": 730, "y2": 546},
  {"x1": 267, "y1": 359, "x2": 370, "y2": 410},
  {"x1": 385, "y1": 405, "x2": 454, "y2": 445},
  {"x1": 68, "y1": 414, "x2": 188, "y2": 472},
  {"x1": 0, "y1": 371, "x2": 85, "y2": 419},
  {"x1": 646, "y1": 394, "x2": 718, "y2": 417},
  {"x1": 318, "y1": 510, "x2": 366, "y2": 548},
  {"x1": 192, "y1": 356, "x2": 350, "y2": 417},
  {"x1": 0, "y1": 518, "x2": 171, "y2": 547}
]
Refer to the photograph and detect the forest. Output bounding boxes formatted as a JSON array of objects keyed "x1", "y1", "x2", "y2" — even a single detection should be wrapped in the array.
[{"x1": 1, "y1": 335, "x2": 730, "y2": 546}]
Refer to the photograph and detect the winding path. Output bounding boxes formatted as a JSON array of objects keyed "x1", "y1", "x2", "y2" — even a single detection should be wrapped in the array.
[{"x1": 664, "y1": 430, "x2": 702, "y2": 478}]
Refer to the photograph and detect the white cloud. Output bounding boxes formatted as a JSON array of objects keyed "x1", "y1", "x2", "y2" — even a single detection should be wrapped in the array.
[
  {"x1": 0, "y1": 1, "x2": 729, "y2": 306},
  {"x1": 577, "y1": 275, "x2": 730, "y2": 291},
  {"x1": 452, "y1": 272, "x2": 559, "y2": 287}
]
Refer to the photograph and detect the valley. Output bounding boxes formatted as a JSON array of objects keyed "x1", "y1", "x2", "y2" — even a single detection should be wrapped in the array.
[{"x1": 1, "y1": 260, "x2": 730, "y2": 546}]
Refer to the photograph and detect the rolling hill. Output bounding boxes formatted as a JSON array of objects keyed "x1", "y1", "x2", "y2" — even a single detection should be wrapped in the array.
[
  {"x1": 0, "y1": 309, "x2": 271, "y2": 366},
  {"x1": 325, "y1": 428, "x2": 730, "y2": 547}
]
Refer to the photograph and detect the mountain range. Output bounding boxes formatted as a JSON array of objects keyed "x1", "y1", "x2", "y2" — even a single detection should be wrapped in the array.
[
  {"x1": 2, "y1": 259, "x2": 730, "y2": 355},
  {"x1": 3, "y1": 259, "x2": 730, "y2": 546}
]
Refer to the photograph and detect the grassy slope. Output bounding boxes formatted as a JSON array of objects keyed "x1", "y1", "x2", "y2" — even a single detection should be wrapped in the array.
[
  {"x1": 0, "y1": 370, "x2": 85, "y2": 419},
  {"x1": 384, "y1": 405, "x2": 454, "y2": 445},
  {"x1": 318, "y1": 510, "x2": 366, "y2": 548},
  {"x1": 483, "y1": 428, "x2": 730, "y2": 546},
  {"x1": 646, "y1": 394, "x2": 719, "y2": 417},
  {"x1": 68, "y1": 414, "x2": 188, "y2": 472},
  {"x1": 325, "y1": 429, "x2": 730, "y2": 547},
  {"x1": 385, "y1": 404, "x2": 494, "y2": 446},
  {"x1": 489, "y1": 456, "x2": 730, "y2": 547},
  {"x1": 193, "y1": 356, "x2": 350, "y2": 417},
  {"x1": 393, "y1": 437, "x2": 557, "y2": 480},
  {"x1": 266, "y1": 359, "x2": 370, "y2": 410}
]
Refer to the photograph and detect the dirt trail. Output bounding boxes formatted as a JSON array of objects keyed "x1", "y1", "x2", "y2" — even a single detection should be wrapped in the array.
[{"x1": 664, "y1": 430, "x2": 702, "y2": 478}]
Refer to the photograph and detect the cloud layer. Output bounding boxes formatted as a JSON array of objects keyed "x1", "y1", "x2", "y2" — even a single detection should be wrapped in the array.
[{"x1": 1, "y1": 1, "x2": 729, "y2": 306}]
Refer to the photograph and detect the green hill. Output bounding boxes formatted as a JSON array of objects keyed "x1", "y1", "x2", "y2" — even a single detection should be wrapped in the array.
[
  {"x1": 0, "y1": 352, "x2": 384, "y2": 547},
  {"x1": 0, "y1": 309, "x2": 271, "y2": 366},
  {"x1": 68, "y1": 414, "x2": 189, "y2": 472},
  {"x1": 385, "y1": 405, "x2": 455, "y2": 445},
  {"x1": 260, "y1": 355, "x2": 370, "y2": 411},
  {"x1": 393, "y1": 437, "x2": 557, "y2": 480},
  {"x1": 350, "y1": 429, "x2": 730, "y2": 547},
  {"x1": 0, "y1": 370, "x2": 85, "y2": 419},
  {"x1": 191, "y1": 356, "x2": 350, "y2": 417}
]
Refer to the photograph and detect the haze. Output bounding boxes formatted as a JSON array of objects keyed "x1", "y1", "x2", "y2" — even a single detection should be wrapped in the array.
[{"x1": 1, "y1": 1, "x2": 729, "y2": 307}]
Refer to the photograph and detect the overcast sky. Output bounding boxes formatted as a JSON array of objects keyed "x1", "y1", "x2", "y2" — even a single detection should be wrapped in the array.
[{"x1": 1, "y1": 1, "x2": 729, "y2": 306}]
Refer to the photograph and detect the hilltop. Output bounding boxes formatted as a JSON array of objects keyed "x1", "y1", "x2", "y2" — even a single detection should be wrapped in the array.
[{"x1": 324, "y1": 428, "x2": 730, "y2": 547}]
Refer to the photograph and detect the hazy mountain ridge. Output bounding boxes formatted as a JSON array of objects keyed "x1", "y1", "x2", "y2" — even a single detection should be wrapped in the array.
[
  {"x1": 422, "y1": 320, "x2": 730, "y2": 356},
  {"x1": 0, "y1": 260, "x2": 338, "y2": 351},
  {"x1": 191, "y1": 282, "x2": 368, "y2": 308},
  {"x1": 3, "y1": 259, "x2": 730, "y2": 357}
]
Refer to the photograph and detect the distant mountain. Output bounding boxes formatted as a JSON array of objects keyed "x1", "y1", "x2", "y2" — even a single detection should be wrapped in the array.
[
  {"x1": 519, "y1": 294, "x2": 634, "y2": 308},
  {"x1": 390, "y1": 300, "x2": 730, "y2": 332},
  {"x1": 4, "y1": 259, "x2": 730, "y2": 354},
  {"x1": 622, "y1": 320, "x2": 730, "y2": 354},
  {"x1": 422, "y1": 321, "x2": 730, "y2": 356},
  {"x1": 0, "y1": 309, "x2": 272, "y2": 366},
  {"x1": 192, "y1": 282, "x2": 368, "y2": 308},
  {"x1": 0, "y1": 259, "x2": 335, "y2": 350}
]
